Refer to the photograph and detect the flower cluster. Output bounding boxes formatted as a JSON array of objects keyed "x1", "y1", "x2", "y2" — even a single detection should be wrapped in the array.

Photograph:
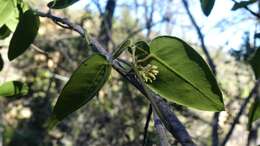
[{"x1": 138, "y1": 64, "x2": 159, "y2": 83}]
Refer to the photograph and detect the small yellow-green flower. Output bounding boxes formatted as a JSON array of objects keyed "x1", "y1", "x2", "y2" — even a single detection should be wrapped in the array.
[{"x1": 138, "y1": 64, "x2": 159, "y2": 83}]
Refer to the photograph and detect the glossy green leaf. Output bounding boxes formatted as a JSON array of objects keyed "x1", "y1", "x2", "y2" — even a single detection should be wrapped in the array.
[
  {"x1": 0, "y1": 81, "x2": 29, "y2": 97},
  {"x1": 232, "y1": 0, "x2": 257, "y2": 11},
  {"x1": 47, "y1": 0, "x2": 80, "y2": 9},
  {"x1": 0, "y1": 25, "x2": 11, "y2": 40},
  {"x1": 47, "y1": 53, "x2": 111, "y2": 128},
  {"x1": 0, "y1": 0, "x2": 16, "y2": 26},
  {"x1": 248, "y1": 97, "x2": 260, "y2": 129},
  {"x1": 250, "y1": 48, "x2": 260, "y2": 79},
  {"x1": 200, "y1": 0, "x2": 215, "y2": 16},
  {"x1": 136, "y1": 36, "x2": 224, "y2": 111},
  {"x1": 8, "y1": 9, "x2": 40, "y2": 61}
]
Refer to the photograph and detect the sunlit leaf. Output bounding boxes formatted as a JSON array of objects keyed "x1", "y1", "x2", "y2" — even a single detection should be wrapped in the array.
[
  {"x1": 2, "y1": 1, "x2": 28, "y2": 32},
  {"x1": 47, "y1": 0, "x2": 80, "y2": 9},
  {"x1": 200, "y1": 0, "x2": 215, "y2": 16},
  {"x1": 8, "y1": 9, "x2": 40, "y2": 61},
  {"x1": 0, "y1": 81, "x2": 29, "y2": 98},
  {"x1": 0, "y1": 0, "x2": 16, "y2": 26},
  {"x1": 136, "y1": 36, "x2": 224, "y2": 111},
  {"x1": 4, "y1": 7, "x2": 19, "y2": 32},
  {"x1": 47, "y1": 53, "x2": 112, "y2": 128},
  {"x1": 250, "y1": 48, "x2": 260, "y2": 79},
  {"x1": 248, "y1": 97, "x2": 260, "y2": 129},
  {"x1": 5, "y1": 15, "x2": 19, "y2": 32},
  {"x1": 0, "y1": 25, "x2": 11, "y2": 40},
  {"x1": 232, "y1": 0, "x2": 257, "y2": 11}
]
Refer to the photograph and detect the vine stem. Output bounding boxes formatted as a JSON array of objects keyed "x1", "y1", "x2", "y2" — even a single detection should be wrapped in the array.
[{"x1": 131, "y1": 47, "x2": 170, "y2": 146}]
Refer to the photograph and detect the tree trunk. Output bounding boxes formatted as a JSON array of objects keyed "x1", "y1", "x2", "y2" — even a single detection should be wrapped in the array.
[{"x1": 98, "y1": 0, "x2": 116, "y2": 48}]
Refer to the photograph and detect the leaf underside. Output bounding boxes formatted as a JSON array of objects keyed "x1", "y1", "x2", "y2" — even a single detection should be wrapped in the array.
[
  {"x1": 137, "y1": 36, "x2": 224, "y2": 111},
  {"x1": 47, "y1": 53, "x2": 112, "y2": 128}
]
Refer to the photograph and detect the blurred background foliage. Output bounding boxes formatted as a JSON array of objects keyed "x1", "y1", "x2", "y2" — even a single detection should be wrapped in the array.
[{"x1": 0, "y1": 0, "x2": 259, "y2": 146}]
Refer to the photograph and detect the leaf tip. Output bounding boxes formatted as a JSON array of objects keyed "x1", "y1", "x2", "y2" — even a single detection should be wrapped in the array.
[
  {"x1": 7, "y1": 50, "x2": 16, "y2": 61},
  {"x1": 200, "y1": 0, "x2": 215, "y2": 16},
  {"x1": 205, "y1": 13, "x2": 210, "y2": 17},
  {"x1": 214, "y1": 100, "x2": 225, "y2": 112},
  {"x1": 218, "y1": 105, "x2": 225, "y2": 111},
  {"x1": 47, "y1": 2, "x2": 54, "y2": 9},
  {"x1": 202, "y1": 10, "x2": 211, "y2": 17}
]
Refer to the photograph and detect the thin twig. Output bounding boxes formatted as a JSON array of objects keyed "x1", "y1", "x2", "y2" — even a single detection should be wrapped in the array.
[
  {"x1": 231, "y1": 0, "x2": 260, "y2": 18},
  {"x1": 221, "y1": 80, "x2": 260, "y2": 146},
  {"x1": 34, "y1": 10, "x2": 85, "y2": 37},
  {"x1": 143, "y1": 104, "x2": 153, "y2": 146},
  {"x1": 30, "y1": 44, "x2": 51, "y2": 60}
]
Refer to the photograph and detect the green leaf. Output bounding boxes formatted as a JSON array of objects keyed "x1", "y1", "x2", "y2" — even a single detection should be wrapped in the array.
[
  {"x1": 0, "y1": 81, "x2": 29, "y2": 98},
  {"x1": 250, "y1": 48, "x2": 260, "y2": 79},
  {"x1": 4, "y1": 6, "x2": 19, "y2": 32},
  {"x1": 47, "y1": 0, "x2": 80, "y2": 9},
  {"x1": 47, "y1": 53, "x2": 111, "y2": 128},
  {"x1": 137, "y1": 36, "x2": 224, "y2": 111},
  {"x1": 0, "y1": 25, "x2": 11, "y2": 40},
  {"x1": 5, "y1": 14, "x2": 19, "y2": 32},
  {"x1": 5, "y1": 1, "x2": 30, "y2": 32},
  {"x1": 8, "y1": 9, "x2": 40, "y2": 61},
  {"x1": 128, "y1": 41, "x2": 150, "y2": 61},
  {"x1": 112, "y1": 39, "x2": 131, "y2": 59},
  {"x1": 248, "y1": 97, "x2": 260, "y2": 129},
  {"x1": 232, "y1": 0, "x2": 257, "y2": 11},
  {"x1": 200, "y1": 0, "x2": 215, "y2": 16},
  {"x1": 134, "y1": 41, "x2": 150, "y2": 60},
  {"x1": 0, "y1": 0, "x2": 16, "y2": 26}
]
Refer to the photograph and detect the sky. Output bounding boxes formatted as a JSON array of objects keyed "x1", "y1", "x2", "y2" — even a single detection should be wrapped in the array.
[{"x1": 69, "y1": 0, "x2": 258, "y2": 52}]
